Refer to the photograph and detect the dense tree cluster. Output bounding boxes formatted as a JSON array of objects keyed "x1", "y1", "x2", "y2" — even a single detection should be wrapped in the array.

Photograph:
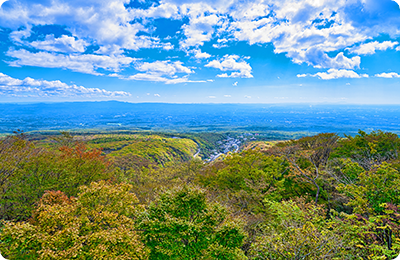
[{"x1": 1, "y1": 130, "x2": 400, "y2": 259}]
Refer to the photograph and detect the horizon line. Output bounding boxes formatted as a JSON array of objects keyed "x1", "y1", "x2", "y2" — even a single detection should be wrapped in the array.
[{"x1": 1, "y1": 101, "x2": 400, "y2": 106}]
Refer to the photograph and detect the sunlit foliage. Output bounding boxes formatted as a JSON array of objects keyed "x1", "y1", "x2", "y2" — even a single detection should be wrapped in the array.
[
  {"x1": 0, "y1": 136, "x2": 113, "y2": 220},
  {"x1": 249, "y1": 199, "x2": 343, "y2": 259},
  {"x1": 138, "y1": 185, "x2": 247, "y2": 260},
  {"x1": 1, "y1": 130, "x2": 400, "y2": 259},
  {"x1": 0, "y1": 181, "x2": 148, "y2": 259}
]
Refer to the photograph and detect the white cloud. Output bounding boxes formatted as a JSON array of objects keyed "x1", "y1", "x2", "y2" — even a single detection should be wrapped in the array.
[
  {"x1": 164, "y1": 77, "x2": 206, "y2": 84},
  {"x1": 154, "y1": 93, "x2": 161, "y2": 97},
  {"x1": 7, "y1": 49, "x2": 135, "y2": 75},
  {"x1": 135, "y1": 60, "x2": 193, "y2": 75},
  {"x1": 208, "y1": 95, "x2": 216, "y2": 98},
  {"x1": 2, "y1": 0, "x2": 174, "y2": 57},
  {"x1": 9, "y1": 26, "x2": 32, "y2": 44},
  {"x1": 205, "y1": 55, "x2": 253, "y2": 78},
  {"x1": 347, "y1": 41, "x2": 399, "y2": 55},
  {"x1": 224, "y1": 94, "x2": 231, "y2": 97},
  {"x1": 244, "y1": 95, "x2": 251, "y2": 98},
  {"x1": 28, "y1": 35, "x2": 89, "y2": 53},
  {"x1": 0, "y1": 72, "x2": 131, "y2": 97},
  {"x1": 299, "y1": 69, "x2": 369, "y2": 80},
  {"x1": 226, "y1": 1, "x2": 368, "y2": 69},
  {"x1": 232, "y1": 81, "x2": 238, "y2": 86},
  {"x1": 292, "y1": 50, "x2": 361, "y2": 69},
  {"x1": 179, "y1": 4, "x2": 223, "y2": 48},
  {"x1": 129, "y1": 2, "x2": 181, "y2": 20},
  {"x1": 2, "y1": 0, "x2": 400, "y2": 77},
  {"x1": 191, "y1": 49, "x2": 211, "y2": 59},
  {"x1": 125, "y1": 61, "x2": 206, "y2": 84},
  {"x1": 213, "y1": 38, "x2": 229, "y2": 48},
  {"x1": 375, "y1": 72, "x2": 400, "y2": 78}
]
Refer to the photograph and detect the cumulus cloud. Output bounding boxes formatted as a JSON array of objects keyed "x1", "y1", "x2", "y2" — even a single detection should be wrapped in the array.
[
  {"x1": 347, "y1": 41, "x2": 399, "y2": 55},
  {"x1": 1, "y1": 0, "x2": 400, "y2": 79},
  {"x1": 7, "y1": 49, "x2": 135, "y2": 75},
  {"x1": 375, "y1": 72, "x2": 400, "y2": 78},
  {"x1": 1, "y1": 0, "x2": 175, "y2": 58},
  {"x1": 126, "y1": 60, "x2": 206, "y2": 84},
  {"x1": 213, "y1": 38, "x2": 229, "y2": 49},
  {"x1": 179, "y1": 4, "x2": 223, "y2": 48},
  {"x1": 0, "y1": 72, "x2": 131, "y2": 97},
  {"x1": 191, "y1": 49, "x2": 211, "y2": 59},
  {"x1": 292, "y1": 50, "x2": 361, "y2": 69},
  {"x1": 135, "y1": 60, "x2": 193, "y2": 75},
  {"x1": 28, "y1": 35, "x2": 89, "y2": 53},
  {"x1": 205, "y1": 55, "x2": 253, "y2": 78},
  {"x1": 298, "y1": 69, "x2": 369, "y2": 80},
  {"x1": 227, "y1": 1, "x2": 368, "y2": 69}
]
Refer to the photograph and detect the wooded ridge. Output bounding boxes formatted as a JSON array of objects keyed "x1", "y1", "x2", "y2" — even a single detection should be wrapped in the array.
[{"x1": 1, "y1": 130, "x2": 400, "y2": 259}]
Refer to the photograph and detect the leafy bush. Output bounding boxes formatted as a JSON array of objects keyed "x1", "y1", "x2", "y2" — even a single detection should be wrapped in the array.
[
  {"x1": 0, "y1": 181, "x2": 148, "y2": 259},
  {"x1": 138, "y1": 185, "x2": 247, "y2": 260},
  {"x1": 0, "y1": 139, "x2": 113, "y2": 220}
]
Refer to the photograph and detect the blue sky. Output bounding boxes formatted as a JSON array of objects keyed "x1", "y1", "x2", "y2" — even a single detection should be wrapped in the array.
[{"x1": 1, "y1": 0, "x2": 400, "y2": 104}]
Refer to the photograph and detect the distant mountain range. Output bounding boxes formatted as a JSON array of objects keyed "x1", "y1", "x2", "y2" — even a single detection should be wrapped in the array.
[{"x1": 1, "y1": 101, "x2": 400, "y2": 135}]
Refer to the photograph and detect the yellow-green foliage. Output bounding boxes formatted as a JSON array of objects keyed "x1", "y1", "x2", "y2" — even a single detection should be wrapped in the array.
[
  {"x1": 120, "y1": 160, "x2": 204, "y2": 203},
  {"x1": 0, "y1": 138, "x2": 113, "y2": 221},
  {"x1": 243, "y1": 141, "x2": 280, "y2": 151},
  {"x1": 0, "y1": 181, "x2": 148, "y2": 260},
  {"x1": 138, "y1": 185, "x2": 247, "y2": 260},
  {"x1": 337, "y1": 162, "x2": 400, "y2": 215},
  {"x1": 249, "y1": 199, "x2": 343, "y2": 260},
  {"x1": 198, "y1": 149, "x2": 291, "y2": 214},
  {"x1": 87, "y1": 134, "x2": 198, "y2": 166},
  {"x1": 3, "y1": 130, "x2": 400, "y2": 259}
]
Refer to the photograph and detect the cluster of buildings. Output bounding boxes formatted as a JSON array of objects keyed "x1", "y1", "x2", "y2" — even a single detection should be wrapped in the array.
[{"x1": 207, "y1": 133, "x2": 258, "y2": 162}]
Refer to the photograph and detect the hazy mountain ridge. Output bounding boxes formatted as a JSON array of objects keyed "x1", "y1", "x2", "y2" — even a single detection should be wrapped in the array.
[{"x1": 2, "y1": 101, "x2": 400, "y2": 135}]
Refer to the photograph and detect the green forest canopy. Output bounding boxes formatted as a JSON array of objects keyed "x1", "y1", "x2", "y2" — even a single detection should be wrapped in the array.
[{"x1": 1, "y1": 130, "x2": 400, "y2": 259}]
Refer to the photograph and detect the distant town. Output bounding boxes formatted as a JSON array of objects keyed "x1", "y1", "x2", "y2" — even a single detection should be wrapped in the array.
[{"x1": 206, "y1": 133, "x2": 257, "y2": 162}]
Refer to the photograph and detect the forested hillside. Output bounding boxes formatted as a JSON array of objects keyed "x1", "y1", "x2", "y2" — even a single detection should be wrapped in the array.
[{"x1": 1, "y1": 130, "x2": 400, "y2": 259}]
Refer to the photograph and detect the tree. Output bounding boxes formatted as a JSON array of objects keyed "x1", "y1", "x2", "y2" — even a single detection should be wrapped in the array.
[
  {"x1": 0, "y1": 133, "x2": 43, "y2": 220},
  {"x1": 334, "y1": 161, "x2": 400, "y2": 258},
  {"x1": 119, "y1": 159, "x2": 204, "y2": 203},
  {"x1": 0, "y1": 141, "x2": 113, "y2": 220},
  {"x1": 330, "y1": 204, "x2": 400, "y2": 259},
  {"x1": 138, "y1": 185, "x2": 247, "y2": 260},
  {"x1": 0, "y1": 181, "x2": 148, "y2": 259},
  {"x1": 198, "y1": 149, "x2": 290, "y2": 214},
  {"x1": 337, "y1": 162, "x2": 400, "y2": 215},
  {"x1": 249, "y1": 199, "x2": 343, "y2": 260},
  {"x1": 331, "y1": 130, "x2": 400, "y2": 170},
  {"x1": 270, "y1": 133, "x2": 339, "y2": 204}
]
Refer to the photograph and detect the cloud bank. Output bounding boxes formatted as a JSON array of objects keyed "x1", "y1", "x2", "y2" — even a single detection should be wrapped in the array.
[
  {"x1": 1, "y1": 0, "x2": 400, "y2": 84},
  {"x1": 0, "y1": 73, "x2": 131, "y2": 97}
]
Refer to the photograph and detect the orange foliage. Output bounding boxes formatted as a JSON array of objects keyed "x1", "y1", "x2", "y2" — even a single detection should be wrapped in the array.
[{"x1": 59, "y1": 142, "x2": 110, "y2": 167}]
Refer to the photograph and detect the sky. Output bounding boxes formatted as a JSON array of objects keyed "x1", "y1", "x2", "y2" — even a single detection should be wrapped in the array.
[{"x1": 0, "y1": 0, "x2": 400, "y2": 104}]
